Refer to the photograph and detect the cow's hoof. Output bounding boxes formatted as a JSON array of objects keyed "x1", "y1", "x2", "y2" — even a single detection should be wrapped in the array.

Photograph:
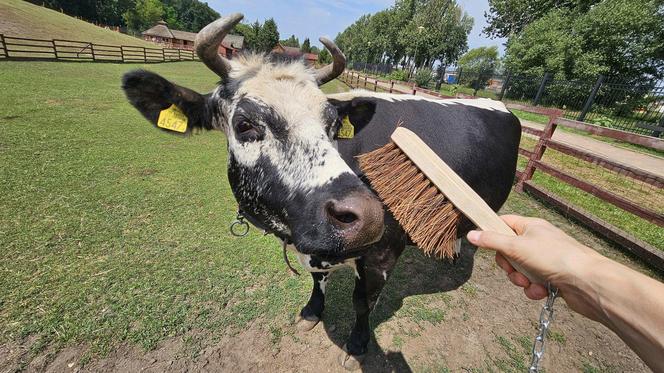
[
  {"x1": 338, "y1": 344, "x2": 365, "y2": 371},
  {"x1": 295, "y1": 314, "x2": 320, "y2": 331}
]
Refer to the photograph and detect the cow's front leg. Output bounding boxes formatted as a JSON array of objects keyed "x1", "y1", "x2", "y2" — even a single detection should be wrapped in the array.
[
  {"x1": 295, "y1": 271, "x2": 328, "y2": 331},
  {"x1": 339, "y1": 260, "x2": 388, "y2": 370}
]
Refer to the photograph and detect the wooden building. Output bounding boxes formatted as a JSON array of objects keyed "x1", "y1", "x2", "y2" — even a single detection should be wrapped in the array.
[
  {"x1": 142, "y1": 21, "x2": 244, "y2": 58},
  {"x1": 272, "y1": 44, "x2": 318, "y2": 65}
]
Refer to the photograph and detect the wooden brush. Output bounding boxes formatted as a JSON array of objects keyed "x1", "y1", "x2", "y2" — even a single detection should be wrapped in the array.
[{"x1": 358, "y1": 126, "x2": 538, "y2": 283}]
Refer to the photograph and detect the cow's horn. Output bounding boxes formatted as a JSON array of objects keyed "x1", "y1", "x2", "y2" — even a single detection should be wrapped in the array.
[
  {"x1": 195, "y1": 13, "x2": 244, "y2": 80},
  {"x1": 315, "y1": 37, "x2": 346, "y2": 86}
]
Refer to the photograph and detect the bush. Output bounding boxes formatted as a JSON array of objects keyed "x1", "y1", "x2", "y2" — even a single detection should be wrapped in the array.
[
  {"x1": 414, "y1": 68, "x2": 433, "y2": 87},
  {"x1": 387, "y1": 69, "x2": 409, "y2": 82},
  {"x1": 589, "y1": 115, "x2": 614, "y2": 128}
]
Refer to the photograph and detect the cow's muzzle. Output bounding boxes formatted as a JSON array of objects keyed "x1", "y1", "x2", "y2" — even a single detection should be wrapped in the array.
[{"x1": 324, "y1": 192, "x2": 384, "y2": 250}]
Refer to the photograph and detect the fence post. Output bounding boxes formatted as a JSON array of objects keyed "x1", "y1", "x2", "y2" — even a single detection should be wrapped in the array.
[
  {"x1": 390, "y1": 81, "x2": 394, "y2": 93},
  {"x1": 161, "y1": 48, "x2": 165, "y2": 62},
  {"x1": 516, "y1": 115, "x2": 558, "y2": 191},
  {"x1": 364, "y1": 76, "x2": 367, "y2": 88},
  {"x1": 412, "y1": 83, "x2": 417, "y2": 95},
  {"x1": 51, "y1": 39, "x2": 58, "y2": 59},
  {"x1": 374, "y1": 79, "x2": 378, "y2": 92},
  {"x1": 533, "y1": 72, "x2": 551, "y2": 106},
  {"x1": 498, "y1": 72, "x2": 511, "y2": 100},
  {"x1": 143, "y1": 47, "x2": 147, "y2": 62},
  {"x1": 0, "y1": 34, "x2": 5, "y2": 58},
  {"x1": 120, "y1": 46, "x2": 125, "y2": 62},
  {"x1": 177, "y1": 49, "x2": 181, "y2": 61},
  {"x1": 578, "y1": 74, "x2": 605, "y2": 122},
  {"x1": 456, "y1": 67, "x2": 463, "y2": 84},
  {"x1": 90, "y1": 43, "x2": 96, "y2": 61}
]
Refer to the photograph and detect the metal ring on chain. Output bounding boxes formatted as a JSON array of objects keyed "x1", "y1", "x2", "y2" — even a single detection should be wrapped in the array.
[{"x1": 230, "y1": 220, "x2": 250, "y2": 237}]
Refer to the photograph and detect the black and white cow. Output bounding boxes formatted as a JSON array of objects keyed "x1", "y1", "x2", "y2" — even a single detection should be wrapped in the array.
[{"x1": 122, "y1": 14, "x2": 520, "y2": 370}]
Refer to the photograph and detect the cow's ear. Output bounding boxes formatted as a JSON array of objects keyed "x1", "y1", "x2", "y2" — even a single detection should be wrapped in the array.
[
  {"x1": 122, "y1": 70, "x2": 214, "y2": 133},
  {"x1": 328, "y1": 97, "x2": 376, "y2": 137}
]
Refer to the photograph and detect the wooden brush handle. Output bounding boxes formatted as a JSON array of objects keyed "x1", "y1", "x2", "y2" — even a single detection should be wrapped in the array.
[{"x1": 391, "y1": 127, "x2": 540, "y2": 284}]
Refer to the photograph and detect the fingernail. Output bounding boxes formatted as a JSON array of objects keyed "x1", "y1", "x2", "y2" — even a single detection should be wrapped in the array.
[{"x1": 467, "y1": 230, "x2": 480, "y2": 243}]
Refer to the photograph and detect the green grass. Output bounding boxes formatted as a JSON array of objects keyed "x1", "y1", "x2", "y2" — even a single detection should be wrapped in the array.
[
  {"x1": 511, "y1": 109, "x2": 550, "y2": 125},
  {"x1": 0, "y1": 0, "x2": 155, "y2": 47},
  {"x1": 0, "y1": 61, "x2": 319, "y2": 356}
]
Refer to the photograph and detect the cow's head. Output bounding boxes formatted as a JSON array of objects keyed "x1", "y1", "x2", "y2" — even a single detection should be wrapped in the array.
[{"x1": 122, "y1": 14, "x2": 383, "y2": 257}]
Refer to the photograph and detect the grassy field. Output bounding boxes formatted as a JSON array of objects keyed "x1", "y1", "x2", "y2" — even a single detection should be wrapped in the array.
[
  {"x1": 0, "y1": 0, "x2": 155, "y2": 47},
  {"x1": 0, "y1": 61, "x2": 658, "y2": 372}
]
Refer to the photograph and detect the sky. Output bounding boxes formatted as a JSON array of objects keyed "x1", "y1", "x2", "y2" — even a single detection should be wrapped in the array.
[{"x1": 206, "y1": 0, "x2": 507, "y2": 55}]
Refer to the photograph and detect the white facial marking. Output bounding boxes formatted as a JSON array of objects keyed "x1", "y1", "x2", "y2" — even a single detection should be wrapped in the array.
[
  {"x1": 222, "y1": 56, "x2": 353, "y2": 194},
  {"x1": 382, "y1": 270, "x2": 387, "y2": 281}
]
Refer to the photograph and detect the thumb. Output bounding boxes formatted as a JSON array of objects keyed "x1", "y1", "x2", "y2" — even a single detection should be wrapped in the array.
[{"x1": 467, "y1": 230, "x2": 516, "y2": 255}]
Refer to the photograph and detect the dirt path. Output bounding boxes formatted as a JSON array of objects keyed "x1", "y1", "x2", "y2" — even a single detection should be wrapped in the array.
[{"x1": 366, "y1": 79, "x2": 664, "y2": 178}]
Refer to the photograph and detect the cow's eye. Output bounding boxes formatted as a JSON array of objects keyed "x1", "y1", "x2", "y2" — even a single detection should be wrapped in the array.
[
  {"x1": 236, "y1": 121, "x2": 254, "y2": 134},
  {"x1": 235, "y1": 121, "x2": 260, "y2": 141}
]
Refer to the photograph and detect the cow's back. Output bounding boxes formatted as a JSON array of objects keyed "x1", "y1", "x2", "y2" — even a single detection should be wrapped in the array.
[{"x1": 336, "y1": 95, "x2": 521, "y2": 231}]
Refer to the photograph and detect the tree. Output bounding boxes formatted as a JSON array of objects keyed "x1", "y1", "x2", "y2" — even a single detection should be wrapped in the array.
[
  {"x1": 301, "y1": 38, "x2": 311, "y2": 53},
  {"x1": 233, "y1": 22, "x2": 258, "y2": 50},
  {"x1": 255, "y1": 18, "x2": 279, "y2": 53},
  {"x1": 318, "y1": 49, "x2": 332, "y2": 64},
  {"x1": 458, "y1": 46, "x2": 500, "y2": 74},
  {"x1": 334, "y1": 0, "x2": 473, "y2": 71},
  {"x1": 483, "y1": 0, "x2": 602, "y2": 39},
  {"x1": 123, "y1": 0, "x2": 163, "y2": 32},
  {"x1": 503, "y1": 0, "x2": 664, "y2": 83},
  {"x1": 281, "y1": 35, "x2": 300, "y2": 48}
]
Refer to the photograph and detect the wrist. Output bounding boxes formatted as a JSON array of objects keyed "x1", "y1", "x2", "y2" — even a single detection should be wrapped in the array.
[{"x1": 555, "y1": 248, "x2": 611, "y2": 323}]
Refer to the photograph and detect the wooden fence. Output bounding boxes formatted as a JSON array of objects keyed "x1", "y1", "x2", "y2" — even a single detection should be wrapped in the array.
[
  {"x1": 341, "y1": 70, "x2": 664, "y2": 272},
  {"x1": 0, "y1": 34, "x2": 198, "y2": 63},
  {"x1": 340, "y1": 70, "x2": 455, "y2": 98}
]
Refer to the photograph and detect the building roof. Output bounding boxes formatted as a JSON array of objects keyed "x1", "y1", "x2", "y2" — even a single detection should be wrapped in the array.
[
  {"x1": 142, "y1": 21, "x2": 244, "y2": 49},
  {"x1": 142, "y1": 21, "x2": 173, "y2": 39}
]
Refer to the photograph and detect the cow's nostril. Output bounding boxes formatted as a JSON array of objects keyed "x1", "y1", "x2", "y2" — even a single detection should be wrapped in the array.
[{"x1": 326, "y1": 202, "x2": 360, "y2": 226}]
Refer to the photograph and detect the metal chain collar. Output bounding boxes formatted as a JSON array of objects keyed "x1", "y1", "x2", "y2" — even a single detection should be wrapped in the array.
[{"x1": 529, "y1": 283, "x2": 559, "y2": 372}]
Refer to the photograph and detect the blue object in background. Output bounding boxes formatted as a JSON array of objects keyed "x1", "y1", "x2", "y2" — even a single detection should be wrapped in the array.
[{"x1": 447, "y1": 75, "x2": 457, "y2": 84}]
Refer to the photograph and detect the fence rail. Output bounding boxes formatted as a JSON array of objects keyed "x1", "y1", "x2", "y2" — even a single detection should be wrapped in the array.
[
  {"x1": 0, "y1": 34, "x2": 198, "y2": 63},
  {"x1": 341, "y1": 69, "x2": 664, "y2": 272},
  {"x1": 350, "y1": 63, "x2": 664, "y2": 138},
  {"x1": 511, "y1": 104, "x2": 664, "y2": 271}
]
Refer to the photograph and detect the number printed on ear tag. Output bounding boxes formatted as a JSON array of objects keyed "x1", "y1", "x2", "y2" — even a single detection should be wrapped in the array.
[
  {"x1": 157, "y1": 104, "x2": 188, "y2": 133},
  {"x1": 338, "y1": 115, "x2": 354, "y2": 139}
]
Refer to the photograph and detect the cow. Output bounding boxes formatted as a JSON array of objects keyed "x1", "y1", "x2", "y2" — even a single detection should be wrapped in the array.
[{"x1": 121, "y1": 14, "x2": 520, "y2": 370}]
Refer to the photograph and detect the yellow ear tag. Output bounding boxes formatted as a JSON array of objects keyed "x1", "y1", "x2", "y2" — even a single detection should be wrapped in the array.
[
  {"x1": 338, "y1": 115, "x2": 354, "y2": 139},
  {"x1": 157, "y1": 104, "x2": 188, "y2": 133}
]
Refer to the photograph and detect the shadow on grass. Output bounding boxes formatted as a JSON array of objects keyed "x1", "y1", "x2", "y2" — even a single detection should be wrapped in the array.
[{"x1": 319, "y1": 240, "x2": 477, "y2": 372}]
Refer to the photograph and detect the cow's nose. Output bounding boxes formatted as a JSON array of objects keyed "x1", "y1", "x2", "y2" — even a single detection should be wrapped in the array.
[{"x1": 325, "y1": 193, "x2": 384, "y2": 249}]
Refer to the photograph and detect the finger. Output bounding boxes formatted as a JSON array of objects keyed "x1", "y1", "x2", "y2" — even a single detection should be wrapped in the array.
[
  {"x1": 467, "y1": 230, "x2": 516, "y2": 254},
  {"x1": 524, "y1": 283, "x2": 548, "y2": 300},
  {"x1": 508, "y1": 271, "x2": 531, "y2": 288},
  {"x1": 495, "y1": 252, "x2": 515, "y2": 274},
  {"x1": 500, "y1": 214, "x2": 542, "y2": 234}
]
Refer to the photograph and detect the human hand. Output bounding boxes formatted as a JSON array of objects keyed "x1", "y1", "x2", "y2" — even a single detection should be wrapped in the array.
[{"x1": 466, "y1": 215, "x2": 601, "y2": 300}]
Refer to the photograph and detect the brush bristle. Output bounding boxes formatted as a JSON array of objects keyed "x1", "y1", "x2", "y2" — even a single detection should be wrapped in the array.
[{"x1": 357, "y1": 141, "x2": 460, "y2": 259}]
